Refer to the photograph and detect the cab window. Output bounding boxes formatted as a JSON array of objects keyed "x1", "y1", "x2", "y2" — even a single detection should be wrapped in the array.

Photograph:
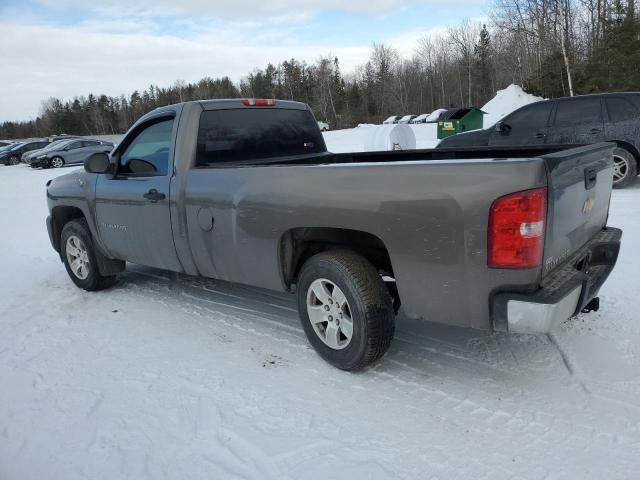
[
  {"x1": 196, "y1": 108, "x2": 325, "y2": 166},
  {"x1": 119, "y1": 118, "x2": 174, "y2": 176},
  {"x1": 606, "y1": 97, "x2": 638, "y2": 122},
  {"x1": 503, "y1": 101, "x2": 552, "y2": 129},
  {"x1": 554, "y1": 98, "x2": 602, "y2": 126}
]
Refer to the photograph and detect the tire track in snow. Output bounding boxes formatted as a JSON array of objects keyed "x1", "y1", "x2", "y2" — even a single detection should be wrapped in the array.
[{"x1": 85, "y1": 265, "x2": 640, "y2": 472}]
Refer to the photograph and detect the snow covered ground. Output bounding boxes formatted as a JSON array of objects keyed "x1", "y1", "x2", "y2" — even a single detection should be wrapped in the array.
[{"x1": 1, "y1": 165, "x2": 639, "y2": 480}]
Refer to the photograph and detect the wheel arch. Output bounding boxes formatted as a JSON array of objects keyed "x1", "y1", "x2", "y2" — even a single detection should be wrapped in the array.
[
  {"x1": 50, "y1": 206, "x2": 86, "y2": 253},
  {"x1": 612, "y1": 140, "x2": 640, "y2": 168},
  {"x1": 279, "y1": 226, "x2": 395, "y2": 289},
  {"x1": 52, "y1": 206, "x2": 125, "y2": 276}
]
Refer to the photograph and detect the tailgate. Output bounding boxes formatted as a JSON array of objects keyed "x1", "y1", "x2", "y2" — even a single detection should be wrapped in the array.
[{"x1": 541, "y1": 143, "x2": 615, "y2": 275}]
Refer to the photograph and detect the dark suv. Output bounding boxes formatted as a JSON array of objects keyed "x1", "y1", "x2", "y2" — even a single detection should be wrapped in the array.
[{"x1": 437, "y1": 93, "x2": 640, "y2": 188}]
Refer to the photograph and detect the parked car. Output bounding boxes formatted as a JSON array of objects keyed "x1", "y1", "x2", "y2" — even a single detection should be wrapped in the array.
[
  {"x1": 397, "y1": 115, "x2": 417, "y2": 124},
  {"x1": 22, "y1": 138, "x2": 85, "y2": 165},
  {"x1": 382, "y1": 115, "x2": 401, "y2": 124},
  {"x1": 31, "y1": 139, "x2": 114, "y2": 168},
  {"x1": 437, "y1": 93, "x2": 640, "y2": 188},
  {"x1": 317, "y1": 121, "x2": 330, "y2": 131},
  {"x1": 45, "y1": 98, "x2": 621, "y2": 371},
  {"x1": 0, "y1": 140, "x2": 50, "y2": 165},
  {"x1": 22, "y1": 139, "x2": 72, "y2": 164}
]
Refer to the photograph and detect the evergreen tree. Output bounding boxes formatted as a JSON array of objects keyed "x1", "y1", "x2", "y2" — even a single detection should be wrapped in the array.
[
  {"x1": 584, "y1": 13, "x2": 640, "y2": 91},
  {"x1": 473, "y1": 24, "x2": 492, "y2": 105}
]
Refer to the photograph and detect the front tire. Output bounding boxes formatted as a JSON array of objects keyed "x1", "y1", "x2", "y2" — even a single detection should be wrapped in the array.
[
  {"x1": 297, "y1": 250, "x2": 395, "y2": 371},
  {"x1": 50, "y1": 156, "x2": 65, "y2": 168},
  {"x1": 8, "y1": 155, "x2": 20, "y2": 165},
  {"x1": 61, "y1": 219, "x2": 117, "y2": 291},
  {"x1": 612, "y1": 148, "x2": 637, "y2": 189}
]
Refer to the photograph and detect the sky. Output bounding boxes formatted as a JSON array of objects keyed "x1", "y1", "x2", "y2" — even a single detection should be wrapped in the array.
[{"x1": 0, "y1": 0, "x2": 487, "y2": 123}]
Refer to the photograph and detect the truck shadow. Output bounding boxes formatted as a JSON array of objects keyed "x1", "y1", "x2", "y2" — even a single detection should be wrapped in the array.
[{"x1": 117, "y1": 265, "x2": 566, "y2": 388}]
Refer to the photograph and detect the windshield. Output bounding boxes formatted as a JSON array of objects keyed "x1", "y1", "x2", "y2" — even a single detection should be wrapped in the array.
[
  {"x1": 7, "y1": 142, "x2": 24, "y2": 151},
  {"x1": 40, "y1": 140, "x2": 71, "y2": 152},
  {"x1": 47, "y1": 140, "x2": 73, "y2": 151}
]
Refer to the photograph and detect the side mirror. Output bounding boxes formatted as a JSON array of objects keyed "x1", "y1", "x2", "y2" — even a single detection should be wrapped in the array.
[
  {"x1": 84, "y1": 152, "x2": 111, "y2": 174},
  {"x1": 495, "y1": 121, "x2": 511, "y2": 134}
]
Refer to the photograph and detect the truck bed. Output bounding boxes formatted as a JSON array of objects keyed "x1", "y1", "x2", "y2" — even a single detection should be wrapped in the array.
[{"x1": 181, "y1": 142, "x2": 615, "y2": 330}]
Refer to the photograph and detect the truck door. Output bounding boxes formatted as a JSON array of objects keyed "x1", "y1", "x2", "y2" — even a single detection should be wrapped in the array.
[
  {"x1": 488, "y1": 101, "x2": 553, "y2": 146},
  {"x1": 95, "y1": 114, "x2": 183, "y2": 272},
  {"x1": 546, "y1": 97, "x2": 605, "y2": 145}
]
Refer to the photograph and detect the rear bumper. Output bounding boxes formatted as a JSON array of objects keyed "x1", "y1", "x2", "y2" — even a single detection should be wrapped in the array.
[{"x1": 492, "y1": 227, "x2": 622, "y2": 334}]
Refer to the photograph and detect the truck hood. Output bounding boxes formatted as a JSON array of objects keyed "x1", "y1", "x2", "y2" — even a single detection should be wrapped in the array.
[{"x1": 46, "y1": 170, "x2": 90, "y2": 200}]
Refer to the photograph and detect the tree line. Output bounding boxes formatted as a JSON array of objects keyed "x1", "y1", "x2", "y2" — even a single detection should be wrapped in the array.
[{"x1": 2, "y1": 0, "x2": 638, "y2": 139}]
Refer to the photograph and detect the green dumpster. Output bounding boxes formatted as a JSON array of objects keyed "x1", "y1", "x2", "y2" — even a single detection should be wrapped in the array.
[{"x1": 437, "y1": 107, "x2": 486, "y2": 139}]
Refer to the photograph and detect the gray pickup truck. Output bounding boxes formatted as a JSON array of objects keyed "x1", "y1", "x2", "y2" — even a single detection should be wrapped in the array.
[{"x1": 45, "y1": 99, "x2": 622, "y2": 370}]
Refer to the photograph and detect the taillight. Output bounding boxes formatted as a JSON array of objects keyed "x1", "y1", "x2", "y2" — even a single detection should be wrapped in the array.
[
  {"x1": 488, "y1": 188, "x2": 547, "y2": 269},
  {"x1": 242, "y1": 98, "x2": 276, "y2": 106}
]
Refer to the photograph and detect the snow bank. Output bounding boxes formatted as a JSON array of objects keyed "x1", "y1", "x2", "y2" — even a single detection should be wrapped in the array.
[
  {"x1": 482, "y1": 84, "x2": 545, "y2": 128},
  {"x1": 323, "y1": 124, "x2": 417, "y2": 153},
  {"x1": 364, "y1": 124, "x2": 415, "y2": 152},
  {"x1": 322, "y1": 127, "x2": 372, "y2": 153},
  {"x1": 409, "y1": 123, "x2": 439, "y2": 149}
]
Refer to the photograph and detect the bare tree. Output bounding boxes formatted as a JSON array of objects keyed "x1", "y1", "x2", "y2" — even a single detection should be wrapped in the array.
[{"x1": 448, "y1": 20, "x2": 481, "y2": 106}]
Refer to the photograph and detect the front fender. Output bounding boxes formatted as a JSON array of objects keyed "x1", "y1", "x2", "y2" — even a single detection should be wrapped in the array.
[{"x1": 46, "y1": 171, "x2": 109, "y2": 258}]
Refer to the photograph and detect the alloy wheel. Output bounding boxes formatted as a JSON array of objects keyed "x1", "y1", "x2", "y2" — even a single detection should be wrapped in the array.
[
  {"x1": 65, "y1": 235, "x2": 90, "y2": 280},
  {"x1": 306, "y1": 278, "x2": 354, "y2": 350},
  {"x1": 613, "y1": 155, "x2": 629, "y2": 184}
]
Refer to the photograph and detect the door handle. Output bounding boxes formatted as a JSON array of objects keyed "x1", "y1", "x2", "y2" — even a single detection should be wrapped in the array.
[
  {"x1": 535, "y1": 133, "x2": 546, "y2": 139},
  {"x1": 143, "y1": 189, "x2": 166, "y2": 202},
  {"x1": 590, "y1": 128, "x2": 602, "y2": 134},
  {"x1": 584, "y1": 167, "x2": 597, "y2": 190}
]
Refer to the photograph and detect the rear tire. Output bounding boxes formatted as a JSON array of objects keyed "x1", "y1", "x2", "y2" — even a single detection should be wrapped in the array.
[
  {"x1": 296, "y1": 250, "x2": 395, "y2": 371},
  {"x1": 612, "y1": 148, "x2": 637, "y2": 189},
  {"x1": 61, "y1": 219, "x2": 117, "y2": 291},
  {"x1": 8, "y1": 155, "x2": 20, "y2": 165}
]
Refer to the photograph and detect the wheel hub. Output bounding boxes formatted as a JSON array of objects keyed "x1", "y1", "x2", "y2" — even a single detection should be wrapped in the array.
[
  {"x1": 306, "y1": 279, "x2": 354, "y2": 350},
  {"x1": 66, "y1": 235, "x2": 90, "y2": 280},
  {"x1": 613, "y1": 155, "x2": 628, "y2": 183}
]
